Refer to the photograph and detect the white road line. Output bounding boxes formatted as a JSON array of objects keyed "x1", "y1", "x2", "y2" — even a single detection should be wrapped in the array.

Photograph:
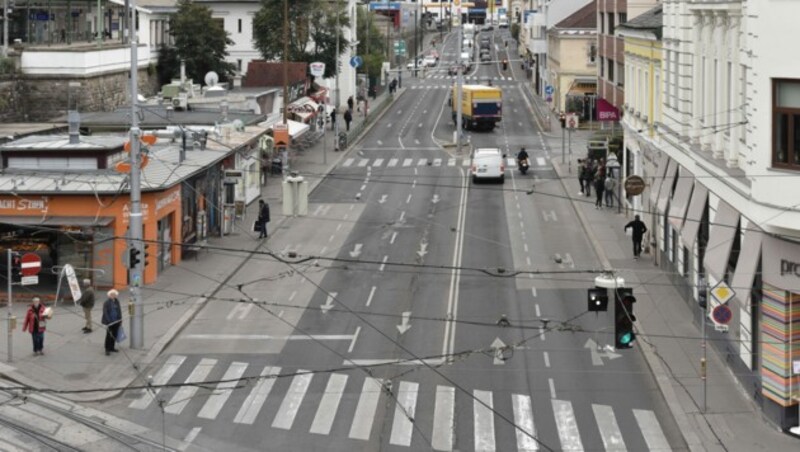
[
  {"x1": 389, "y1": 381, "x2": 419, "y2": 446},
  {"x1": 535, "y1": 304, "x2": 541, "y2": 317},
  {"x1": 390, "y1": 231, "x2": 398, "y2": 244},
  {"x1": 552, "y1": 399, "x2": 583, "y2": 451},
  {"x1": 432, "y1": 386, "x2": 455, "y2": 451},
  {"x1": 358, "y1": 159, "x2": 369, "y2": 167},
  {"x1": 272, "y1": 371, "x2": 312, "y2": 430},
  {"x1": 233, "y1": 367, "x2": 280, "y2": 424},
  {"x1": 634, "y1": 409, "x2": 672, "y2": 451},
  {"x1": 526, "y1": 256, "x2": 531, "y2": 266},
  {"x1": 473, "y1": 390, "x2": 496, "y2": 451},
  {"x1": 373, "y1": 158, "x2": 384, "y2": 167},
  {"x1": 399, "y1": 211, "x2": 406, "y2": 222},
  {"x1": 360, "y1": 184, "x2": 367, "y2": 191},
  {"x1": 418, "y1": 158, "x2": 428, "y2": 166},
  {"x1": 412, "y1": 180, "x2": 417, "y2": 188},
  {"x1": 462, "y1": 159, "x2": 470, "y2": 166},
  {"x1": 433, "y1": 158, "x2": 442, "y2": 166},
  {"x1": 448, "y1": 158, "x2": 456, "y2": 166},
  {"x1": 532, "y1": 287, "x2": 538, "y2": 297},
  {"x1": 507, "y1": 158, "x2": 516, "y2": 167},
  {"x1": 380, "y1": 255, "x2": 388, "y2": 271},
  {"x1": 289, "y1": 290, "x2": 297, "y2": 301},
  {"x1": 543, "y1": 351, "x2": 551, "y2": 367},
  {"x1": 226, "y1": 302, "x2": 253, "y2": 321},
  {"x1": 178, "y1": 427, "x2": 202, "y2": 451},
  {"x1": 388, "y1": 158, "x2": 398, "y2": 167},
  {"x1": 129, "y1": 355, "x2": 186, "y2": 409},
  {"x1": 377, "y1": 140, "x2": 383, "y2": 146},
  {"x1": 366, "y1": 286, "x2": 377, "y2": 306},
  {"x1": 406, "y1": 194, "x2": 412, "y2": 203},
  {"x1": 540, "y1": 327, "x2": 546, "y2": 341},
  {"x1": 549, "y1": 378, "x2": 557, "y2": 399},
  {"x1": 329, "y1": 234, "x2": 335, "y2": 243},
  {"x1": 342, "y1": 358, "x2": 445, "y2": 366},
  {"x1": 593, "y1": 404, "x2": 627, "y2": 451},
  {"x1": 443, "y1": 168, "x2": 468, "y2": 360},
  {"x1": 403, "y1": 158, "x2": 413, "y2": 167},
  {"x1": 197, "y1": 362, "x2": 248, "y2": 420},
  {"x1": 523, "y1": 243, "x2": 529, "y2": 253},
  {"x1": 348, "y1": 326, "x2": 361, "y2": 353},
  {"x1": 164, "y1": 358, "x2": 216, "y2": 415},
  {"x1": 343, "y1": 158, "x2": 354, "y2": 167},
  {"x1": 536, "y1": 157, "x2": 546, "y2": 166},
  {"x1": 512, "y1": 394, "x2": 538, "y2": 451},
  {"x1": 414, "y1": 168, "x2": 418, "y2": 175},
  {"x1": 349, "y1": 378, "x2": 384, "y2": 440},
  {"x1": 183, "y1": 334, "x2": 355, "y2": 341},
  {"x1": 310, "y1": 374, "x2": 349, "y2": 435}
]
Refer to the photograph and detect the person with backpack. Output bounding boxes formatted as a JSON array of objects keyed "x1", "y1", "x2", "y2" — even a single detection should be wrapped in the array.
[{"x1": 604, "y1": 175, "x2": 616, "y2": 208}]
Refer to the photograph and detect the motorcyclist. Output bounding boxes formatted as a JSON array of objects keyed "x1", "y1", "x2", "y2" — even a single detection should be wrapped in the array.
[{"x1": 517, "y1": 147, "x2": 529, "y2": 163}]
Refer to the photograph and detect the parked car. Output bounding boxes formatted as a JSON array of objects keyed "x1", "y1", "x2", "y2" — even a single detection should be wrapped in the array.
[
  {"x1": 406, "y1": 59, "x2": 423, "y2": 70},
  {"x1": 422, "y1": 55, "x2": 438, "y2": 67},
  {"x1": 471, "y1": 148, "x2": 505, "y2": 183}
]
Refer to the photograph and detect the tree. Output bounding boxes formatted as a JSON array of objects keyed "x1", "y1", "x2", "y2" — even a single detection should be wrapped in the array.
[
  {"x1": 356, "y1": 7, "x2": 387, "y2": 81},
  {"x1": 252, "y1": 0, "x2": 349, "y2": 79},
  {"x1": 165, "y1": 0, "x2": 236, "y2": 84}
]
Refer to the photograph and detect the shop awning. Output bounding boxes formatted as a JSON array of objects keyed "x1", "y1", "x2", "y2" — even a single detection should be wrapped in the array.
[
  {"x1": 287, "y1": 97, "x2": 319, "y2": 123},
  {"x1": 667, "y1": 168, "x2": 693, "y2": 230},
  {"x1": 703, "y1": 199, "x2": 740, "y2": 281},
  {"x1": 680, "y1": 183, "x2": 708, "y2": 248},
  {"x1": 731, "y1": 227, "x2": 763, "y2": 306},
  {"x1": 649, "y1": 153, "x2": 669, "y2": 204},
  {"x1": 567, "y1": 78, "x2": 597, "y2": 95},
  {"x1": 656, "y1": 159, "x2": 678, "y2": 214},
  {"x1": 0, "y1": 216, "x2": 114, "y2": 227},
  {"x1": 286, "y1": 120, "x2": 309, "y2": 139}
]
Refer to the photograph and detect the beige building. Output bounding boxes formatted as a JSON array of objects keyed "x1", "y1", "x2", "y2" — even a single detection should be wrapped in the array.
[{"x1": 546, "y1": 0, "x2": 597, "y2": 116}]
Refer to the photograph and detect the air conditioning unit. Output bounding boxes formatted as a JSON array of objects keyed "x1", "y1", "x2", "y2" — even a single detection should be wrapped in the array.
[
  {"x1": 172, "y1": 93, "x2": 188, "y2": 111},
  {"x1": 224, "y1": 170, "x2": 244, "y2": 178}
]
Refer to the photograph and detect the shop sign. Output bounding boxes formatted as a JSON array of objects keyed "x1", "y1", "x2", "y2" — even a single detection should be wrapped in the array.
[
  {"x1": 0, "y1": 196, "x2": 49, "y2": 213},
  {"x1": 156, "y1": 190, "x2": 181, "y2": 213},
  {"x1": 763, "y1": 236, "x2": 800, "y2": 293}
]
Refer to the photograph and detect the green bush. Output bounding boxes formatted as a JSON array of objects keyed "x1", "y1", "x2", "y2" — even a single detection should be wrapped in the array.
[{"x1": 0, "y1": 58, "x2": 17, "y2": 75}]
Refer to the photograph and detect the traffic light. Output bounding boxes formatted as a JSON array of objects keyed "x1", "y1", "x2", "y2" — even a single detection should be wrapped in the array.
[
  {"x1": 559, "y1": 113, "x2": 566, "y2": 129},
  {"x1": 10, "y1": 252, "x2": 21, "y2": 283},
  {"x1": 587, "y1": 287, "x2": 608, "y2": 312},
  {"x1": 614, "y1": 287, "x2": 636, "y2": 349},
  {"x1": 129, "y1": 247, "x2": 142, "y2": 268},
  {"x1": 143, "y1": 244, "x2": 151, "y2": 267}
]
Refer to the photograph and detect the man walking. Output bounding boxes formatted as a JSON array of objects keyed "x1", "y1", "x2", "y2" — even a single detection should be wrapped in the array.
[
  {"x1": 77, "y1": 278, "x2": 95, "y2": 333},
  {"x1": 624, "y1": 215, "x2": 648, "y2": 259},
  {"x1": 258, "y1": 199, "x2": 270, "y2": 239},
  {"x1": 101, "y1": 289, "x2": 122, "y2": 355},
  {"x1": 347, "y1": 95, "x2": 354, "y2": 112},
  {"x1": 344, "y1": 109, "x2": 353, "y2": 132},
  {"x1": 604, "y1": 175, "x2": 616, "y2": 207},
  {"x1": 594, "y1": 176, "x2": 605, "y2": 209},
  {"x1": 330, "y1": 108, "x2": 337, "y2": 131}
]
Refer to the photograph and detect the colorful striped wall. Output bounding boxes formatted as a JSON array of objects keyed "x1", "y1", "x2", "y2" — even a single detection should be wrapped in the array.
[{"x1": 760, "y1": 283, "x2": 800, "y2": 406}]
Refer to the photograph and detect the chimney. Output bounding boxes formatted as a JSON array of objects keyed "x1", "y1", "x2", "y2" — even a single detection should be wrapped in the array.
[
  {"x1": 180, "y1": 60, "x2": 186, "y2": 85},
  {"x1": 67, "y1": 110, "x2": 80, "y2": 144}
]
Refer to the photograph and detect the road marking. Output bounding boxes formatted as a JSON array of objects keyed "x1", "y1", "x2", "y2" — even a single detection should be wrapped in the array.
[
  {"x1": 390, "y1": 231, "x2": 398, "y2": 244},
  {"x1": 448, "y1": 158, "x2": 456, "y2": 166},
  {"x1": 593, "y1": 404, "x2": 627, "y2": 451},
  {"x1": 349, "y1": 378, "x2": 384, "y2": 440},
  {"x1": 432, "y1": 386, "x2": 455, "y2": 451},
  {"x1": 342, "y1": 357, "x2": 445, "y2": 366},
  {"x1": 360, "y1": 184, "x2": 367, "y2": 191},
  {"x1": 634, "y1": 409, "x2": 672, "y2": 451},
  {"x1": 552, "y1": 399, "x2": 583, "y2": 451},
  {"x1": 412, "y1": 180, "x2": 417, "y2": 188},
  {"x1": 129, "y1": 355, "x2": 186, "y2": 409},
  {"x1": 348, "y1": 326, "x2": 361, "y2": 353},
  {"x1": 443, "y1": 168, "x2": 468, "y2": 360},
  {"x1": 399, "y1": 211, "x2": 406, "y2": 222},
  {"x1": 389, "y1": 381, "x2": 419, "y2": 446},
  {"x1": 343, "y1": 158, "x2": 354, "y2": 167},
  {"x1": 543, "y1": 351, "x2": 550, "y2": 367},
  {"x1": 523, "y1": 243, "x2": 529, "y2": 253},
  {"x1": 178, "y1": 427, "x2": 202, "y2": 451},
  {"x1": 433, "y1": 158, "x2": 442, "y2": 166},
  {"x1": 543, "y1": 210, "x2": 557, "y2": 222},
  {"x1": 462, "y1": 159, "x2": 471, "y2": 166},
  {"x1": 310, "y1": 374, "x2": 349, "y2": 435},
  {"x1": 380, "y1": 255, "x2": 388, "y2": 271},
  {"x1": 183, "y1": 334, "x2": 355, "y2": 341},
  {"x1": 406, "y1": 194, "x2": 412, "y2": 203},
  {"x1": 535, "y1": 304, "x2": 541, "y2": 316},
  {"x1": 358, "y1": 159, "x2": 369, "y2": 167},
  {"x1": 366, "y1": 286, "x2": 377, "y2": 306},
  {"x1": 388, "y1": 158, "x2": 398, "y2": 167},
  {"x1": 536, "y1": 157, "x2": 546, "y2": 166},
  {"x1": 418, "y1": 158, "x2": 428, "y2": 166},
  {"x1": 373, "y1": 158, "x2": 384, "y2": 167},
  {"x1": 473, "y1": 390, "x2": 496, "y2": 451},
  {"x1": 414, "y1": 167, "x2": 418, "y2": 175},
  {"x1": 165, "y1": 358, "x2": 216, "y2": 415},
  {"x1": 507, "y1": 158, "x2": 516, "y2": 168},
  {"x1": 197, "y1": 362, "x2": 248, "y2": 420},
  {"x1": 549, "y1": 378, "x2": 557, "y2": 399},
  {"x1": 512, "y1": 394, "x2": 538, "y2": 451},
  {"x1": 564, "y1": 253, "x2": 575, "y2": 268},
  {"x1": 377, "y1": 140, "x2": 383, "y2": 146},
  {"x1": 233, "y1": 366, "x2": 280, "y2": 424},
  {"x1": 289, "y1": 290, "x2": 297, "y2": 301},
  {"x1": 526, "y1": 256, "x2": 531, "y2": 266},
  {"x1": 403, "y1": 158, "x2": 413, "y2": 167},
  {"x1": 226, "y1": 302, "x2": 253, "y2": 321},
  {"x1": 329, "y1": 234, "x2": 335, "y2": 243},
  {"x1": 540, "y1": 327, "x2": 546, "y2": 341},
  {"x1": 272, "y1": 371, "x2": 312, "y2": 430},
  {"x1": 336, "y1": 223, "x2": 342, "y2": 231}
]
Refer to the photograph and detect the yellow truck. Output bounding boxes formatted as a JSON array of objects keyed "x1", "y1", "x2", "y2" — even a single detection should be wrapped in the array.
[{"x1": 451, "y1": 85, "x2": 503, "y2": 131}]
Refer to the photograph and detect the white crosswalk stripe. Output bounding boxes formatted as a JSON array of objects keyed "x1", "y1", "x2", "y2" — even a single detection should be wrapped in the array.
[
  {"x1": 448, "y1": 158, "x2": 456, "y2": 167},
  {"x1": 357, "y1": 159, "x2": 369, "y2": 167},
  {"x1": 372, "y1": 158, "x2": 384, "y2": 167},
  {"x1": 473, "y1": 390, "x2": 496, "y2": 451},
  {"x1": 552, "y1": 399, "x2": 583, "y2": 451},
  {"x1": 536, "y1": 157, "x2": 546, "y2": 166},
  {"x1": 433, "y1": 158, "x2": 442, "y2": 167},
  {"x1": 272, "y1": 371, "x2": 312, "y2": 430},
  {"x1": 512, "y1": 394, "x2": 538, "y2": 451},
  {"x1": 165, "y1": 358, "x2": 216, "y2": 415},
  {"x1": 310, "y1": 374, "x2": 349, "y2": 435},
  {"x1": 403, "y1": 158, "x2": 413, "y2": 167},
  {"x1": 634, "y1": 409, "x2": 672, "y2": 451},
  {"x1": 418, "y1": 158, "x2": 428, "y2": 166},
  {"x1": 506, "y1": 158, "x2": 517, "y2": 168},
  {"x1": 349, "y1": 378, "x2": 384, "y2": 441},
  {"x1": 432, "y1": 386, "x2": 455, "y2": 451},
  {"x1": 343, "y1": 158, "x2": 354, "y2": 167},
  {"x1": 389, "y1": 381, "x2": 419, "y2": 446},
  {"x1": 129, "y1": 355, "x2": 186, "y2": 410},
  {"x1": 593, "y1": 404, "x2": 627, "y2": 451},
  {"x1": 388, "y1": 158, "x2": 398, "y2": 167},
  {"x1": 233, "y1": 366, "x2": 280, "y2": 425},
  {"x1": 463, "y1": 159, "x2": 471, "y2": 167},
  {"x1": 197, "y1": 362, "x2": 248, "y2": 420}
]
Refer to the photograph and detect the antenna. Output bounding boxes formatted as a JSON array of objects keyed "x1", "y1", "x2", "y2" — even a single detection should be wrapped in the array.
[{"x1": 204, "y1": 71, "x2": 219, "y2": 87}]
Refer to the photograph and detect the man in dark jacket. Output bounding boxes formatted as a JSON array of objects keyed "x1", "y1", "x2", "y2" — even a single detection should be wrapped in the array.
[
  {"x1": 77, "y1": 278, "x2": 95, "y2": 333},
  {"x1": 347, "y1": 95, "x2": 354, "y2": 112},
  {"x1": 101, "y1": 289, "x2": 122, "y2": 355},
  {"x1": 344, "y1": 109, "x2": 353, "y2": 132},
  {"x1": 258, "y1": 199, "x2": 270, "y2": 239},
  {"x1": 624, "y1": 215, "x2": 648, "y2": 259},
  {"x1": 330, "y1": 108, "x2": 337, "y2": 131}
]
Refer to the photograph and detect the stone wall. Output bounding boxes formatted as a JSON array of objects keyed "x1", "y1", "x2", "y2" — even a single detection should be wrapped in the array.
[{"x1": 0, "y1": 78, "x2": 26, "y2": 122}]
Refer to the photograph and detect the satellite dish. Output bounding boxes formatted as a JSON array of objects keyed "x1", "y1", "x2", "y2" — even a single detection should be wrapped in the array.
[{"x1": 204, "y1": 71, "x2": 219, "y2": 87}]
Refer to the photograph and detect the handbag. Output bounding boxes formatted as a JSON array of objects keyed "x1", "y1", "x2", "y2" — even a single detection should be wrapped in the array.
[
  {"x1": 253, "y1": 220, "x2": 261, "y2": 232},
  {"x1": 116, "y1": 325, "x2": 127, "y2": 343}
]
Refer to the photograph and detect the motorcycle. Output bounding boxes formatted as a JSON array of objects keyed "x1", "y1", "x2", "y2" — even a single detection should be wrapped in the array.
[{"x1": 518, "y1": 157, "x2": 530, "y2": 175}]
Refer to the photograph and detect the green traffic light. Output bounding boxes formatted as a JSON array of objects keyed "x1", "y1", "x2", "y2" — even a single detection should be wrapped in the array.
[{"x1": 620, "y1": 332, "x2": 633, "y2": 345}]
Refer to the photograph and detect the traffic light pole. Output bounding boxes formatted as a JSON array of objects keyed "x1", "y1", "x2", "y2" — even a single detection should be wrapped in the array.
[
  {"x1": 128, "y1": 0, "x2": 144, "y2": 349},
  {"x1": 6, "y1": 249, "x2": 13, "y2": 362},
  {"x1": 455, "y1": 6, "x2": 463, "y2": 154}
]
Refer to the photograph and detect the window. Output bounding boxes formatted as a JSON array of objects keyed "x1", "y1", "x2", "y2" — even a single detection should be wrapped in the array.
[
  {"x1": 588, "y1": 43, "x2": 597, "y2": 64},
  {"x1": 237, "y1": 59, "x2": 242, "y2": 72},
  {"x1": 238, "y1": 18, "x2": 242, "y2": 33},
  {"x1": 617, "y1": 62, "x2": 625, "y2": 87},
  {"x1": 608, "y1": 59, "x2": 615, "y2": 83},
  {"x1": 599, "y1": 13, "x2": 605, "y2": 34},
  {"x1": 700, "y1": 56, "x2": 706, "y2": 118},
  {"x1": 600, "y1": 57, "x2": 605, "y2": 79},
  {"x1": 213, "y1": 18, "x2": 224, "y2": 32},
  {"x1": 619, "y1": 13, "x2": 627, "y2": 26},
  {"x1": 609, "y1": 13, "x2": 616, "y2": 33},
  {"x1": 772, "y1": 79, "x2": 800, "y2": 169},
  {"x1": 726, "y1": 62, "x2": 733, "y2": 136},
  {"x1": 741, "y1": 65, "x2": 747, "y2": 143},
  {"x1": 7, "y1": 157, "x2": 97, "y2": 170}
]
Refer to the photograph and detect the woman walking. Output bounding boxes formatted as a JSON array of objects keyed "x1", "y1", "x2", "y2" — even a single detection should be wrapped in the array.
[{"x1": 22, "y1": 297, "x2": 47, "y2": 355}]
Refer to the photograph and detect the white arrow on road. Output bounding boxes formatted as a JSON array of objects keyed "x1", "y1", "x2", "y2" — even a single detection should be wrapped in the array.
[
  {"x1": 584, "y1": 338, "x2": 622, "y2": 366},
  {"x1": 349, "y1": 244, "x2": 362, "y2": 258},
  {"x1": 417, "y1": 242, "x2": 428, "y2": 258},
  {"x1": 320, "y1": 292, "x2": 338, "y2": 314},
  {"x1": 491, "y1": 337, "x2": 507, "y2": 365},
  {"x1": 396, "y1": 311, "x2": 412, "y2": 334},
  {"x1": 431, "y1": 194, "x2": 440, "y2": 204},
  {"x1": 378, "y1": 194, "x2": 388, "y2": 204}
]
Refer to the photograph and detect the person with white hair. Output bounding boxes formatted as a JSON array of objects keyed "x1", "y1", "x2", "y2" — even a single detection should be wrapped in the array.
[
  {"x1": 22, "y1": 297, "x2": 48, "y2": 355},
  {"x1": 77, "y1": 278, "x2": 95, "y2": 333},
  {"x1": 101, "y1": 289, "x2": 123, "y2": 355}
]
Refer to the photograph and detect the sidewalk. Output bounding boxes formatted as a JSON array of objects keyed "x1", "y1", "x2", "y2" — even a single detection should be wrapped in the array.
[
  {"x1": 551, "y1": 147, "x2": 797, "y2": 451},
  {"x1": 0, "y1": 88, "x2": 402, "y2": 402}
]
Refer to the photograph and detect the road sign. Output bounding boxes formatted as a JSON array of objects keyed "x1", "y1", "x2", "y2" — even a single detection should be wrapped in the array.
[
  {"x1": 64, "y1": 263, "x2": 82, "y2": 302},
  {"x1": 624, "y1": 175, "x2": 646, "y2": 196},
  {"x1": 20, "y1": 253, "x2": 41, "y2": 277},
  {"x1": 20, "y1": 275, "x2": 39, "y2": 286},
  {"x1": 546, "y1": 95, "x2": 552, "y2": 102},
  {"x1": 712, "y1": 304, "x2": 733, "y2": 325},
  {"x1": 566, "y1": 113, "x2": 579, "y2": 129},
  {"x1": 710, "y1": 280, "x2": 735, "y2": 305},
  {"x1": 349, "y1": 56, "x2": 363, "y2": 68},
  {"x1": 309, "y1": 62, "x2": 325, "y2": 77},
  {"x1": 545, "y1": 85, "x2": 554, "y2": 95},
  {"x1": 394, "y1": 40, "x2": 406, "y2": 56}
]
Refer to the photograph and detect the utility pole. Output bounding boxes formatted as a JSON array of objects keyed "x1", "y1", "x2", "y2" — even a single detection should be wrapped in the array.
[
  {"x1": 6, "y1": 249, "x2": 13, "y2": 362},
  {"x1": 455, "y1": 1, "x2": 463, "y2": 154},
  {"x1": 413, "y1": 9, "x2": 418, "y2": 77},
  {"x1": 2, "y1": 0, "x2": 8, "y2": 57},
  {"x1": 282, "y1": 0, "x2": 289, "y2": 125},
  {"x1": 334, "y1": 0, "x2": 340, "y2": 146},
  {"x1": 128, "y1": 0, "x2": 144, "y2": 349}
]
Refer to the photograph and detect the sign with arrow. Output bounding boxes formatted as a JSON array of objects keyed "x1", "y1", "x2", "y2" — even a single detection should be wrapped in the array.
[
  {"x1": 431, "y1": 194, "x2": 440, "y2": 204},
  {"x1": 396, "y1": 311, "x2": 412, "y2": 334},
  {"x1": 417, "y1": 242, "x2": 428, "y2": 258},
  {"x1": 349, "y1": 244, "x2": 362, "y2": 258},
  {"x1": 584, "y1": 338, "x2": 621, "y2": 366},
  {"x1": 378, "y1": 194, "x2": 388, "y2": 204},
  {"x1": 320, "y1": 292, "x2": 337, "y2": 314},
  {"x1": 491, "y1": 337, "x2": 510, "y2": 365}
]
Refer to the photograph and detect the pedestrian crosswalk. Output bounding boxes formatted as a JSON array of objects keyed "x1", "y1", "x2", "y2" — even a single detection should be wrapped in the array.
[
  {"x1": 340, "y1": 156, "x2": 551, "y2": 170},
  {"x1": 425, "y1": 74, "x2": 517, "y2": 82},
  {"x1": 127, "y1": 355, "x2": 673, "y2": 451}
]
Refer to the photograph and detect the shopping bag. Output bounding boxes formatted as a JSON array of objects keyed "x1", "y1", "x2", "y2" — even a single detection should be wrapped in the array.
[
  {"x1": 116, "y1": 325, "x2": 127, "y2": 343},
  {"x1": 253, "y1": 220, "x2": 261, "y2": 232}
]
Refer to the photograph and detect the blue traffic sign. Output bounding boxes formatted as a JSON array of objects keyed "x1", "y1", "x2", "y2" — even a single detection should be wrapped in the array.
[
  {"x1": 350, "y1": 56, "x2": 363, "y2": 68},
  {"x1": 545, "y1": 85, "x2": 554, "y2": 95}
]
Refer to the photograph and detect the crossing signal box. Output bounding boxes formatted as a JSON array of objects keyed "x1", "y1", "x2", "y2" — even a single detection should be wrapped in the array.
[
  {"x1": 10, "y1": 252, "x2": 22, "y2": 283},
  {"x1": 587, "y1": 287, "x2": 609, "y2": 312},
  {"x1": 129, "y1": 248, "x2": 142, "y2": 268},
  {"x1": 614, "y1": 288, "x2": 637, "y2": 349}
]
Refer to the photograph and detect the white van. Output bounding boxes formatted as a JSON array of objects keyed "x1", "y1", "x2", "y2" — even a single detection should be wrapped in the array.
[{"x1": 471, "y1": 148, "x2": 505, "y2": 183}]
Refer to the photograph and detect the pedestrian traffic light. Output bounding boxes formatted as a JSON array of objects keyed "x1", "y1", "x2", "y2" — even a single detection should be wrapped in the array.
[
  {"x1": 10, "y1": 251, "x2": 22, "y2": 283},
  {"x1": 587, "y1": 287, "x2": 608, "y2": 312},
  {"x1": 560, "y1": 113, "x2": 566, "y2": 129},
  {"x1": 129, "y1": 247, "x2": 141, "y2": 268},
  {"x1": 614, "y1": 287, "x2": 636, "y2": 349},
  {"x1": 143, "y1": 244, "x2": 151, "y2": 267}
]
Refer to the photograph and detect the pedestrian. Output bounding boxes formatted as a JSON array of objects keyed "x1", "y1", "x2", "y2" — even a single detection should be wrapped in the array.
[
  {"x1": 604, "y1": 175, "x2": 616, "y2": 207},
  {"x1": 257, "y1": 199, "x2": 270, "y2": 238},
  {"x1": 77, "y1": 278, "x2": 95, "y2": 333},
  {"x1": 577, "y1": 159, "x2": 586, "y2": 195},
  {"x1": 584, "y1": 160, "x2": 594, "y2": 197},
  {"x1": 369, "y1": 85, "x2": 376, "y2": 100},
  {"x1": 624, "y1": 215, "x2": 648, "y2": 260},
  {"x1": 344, "y1": 109, "x2": 353, "y2": 132},
  {"x1": 102, "y1": 289, "x2": 122, "y2": 356},
  {"x1": 22, "y1": 297, "x2": 47, "y2": 355},
  {"x1": 330, "y1": 108, "x2": 337, "y2": 131},
  {"x1": 594, "y1": 176, "x2": 605, "y2": 209},
  {"x1": 347, "y1": 95, "x2": 354, "y2": 112}
]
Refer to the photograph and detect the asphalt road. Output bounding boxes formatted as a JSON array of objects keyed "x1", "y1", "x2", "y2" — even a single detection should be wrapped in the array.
[{"x1": 95, "y1": 28, "x2": 688, "y2": 452}]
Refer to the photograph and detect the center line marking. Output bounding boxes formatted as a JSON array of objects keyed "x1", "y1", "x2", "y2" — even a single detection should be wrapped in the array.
[
  {"x1": 540, "y1": 327, "x2": 546, "y2": 341},
  {"x1": 390, "y1": 231, "x2": 398, "y2": 244},
  {"x1": 289, "y1": 291, "x2": 297, "y2": 302},
  {"x1": 544, "y1": 351, "x2": 551, "y2": 368},
  {"x1": 526, "y1": 256, "x2": 531, "y2": 266},
  {"x1": 380, "y1": 256, "x2": 388, "y2": 271},
  {"x1": 336, "y1": 223, "x2": 342, "y2": 231},
  {"x1": 366, "y1": 286, "x2": 377, "y2": 306},
  {"x1": 532, "y1": 287, "x2": 538, "y2": 298},
  {"x1": 523, "y1": 243, "x2": 529, "y2": 253},
  {"x1": 348, "y1": 326, "x2": 361, "y2": 353},
  {"x1": 549, "y1": 378, "x2": 557, "y2": 398},
  {"x1": 329, "y1": 234, "x2": 335, "y2": 243},
  {"x1": 406, "y1": 194, "x2": 412, "y2": 203}
]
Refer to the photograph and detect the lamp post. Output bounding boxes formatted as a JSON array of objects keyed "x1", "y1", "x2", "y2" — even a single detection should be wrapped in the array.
[{"x1": 128, "y1": 0, "x2": 144, "y2": 349}]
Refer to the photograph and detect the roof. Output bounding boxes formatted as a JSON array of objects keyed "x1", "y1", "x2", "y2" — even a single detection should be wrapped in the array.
[
  {"x1": 244, "y1": 61, "x2": 308, "y2": 88},
  {"x1": 0, "y1": 135, "x2": 125, "y2": 152},
  {"x1": 554, "y1": 0, "x2": 597, "y2": 29},
  {"x1": 616, "y1": 5, "x2": 663, "y2": 39},
  {"x1": 77, "y1": 107, "x2": 265, "y2": 131}
]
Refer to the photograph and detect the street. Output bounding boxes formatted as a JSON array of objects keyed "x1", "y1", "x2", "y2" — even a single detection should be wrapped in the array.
[{"x1": 86, "y1": 28, "x2": 687, "y2": 451}]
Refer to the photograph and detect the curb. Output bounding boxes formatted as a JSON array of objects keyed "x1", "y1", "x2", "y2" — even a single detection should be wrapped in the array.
[{"x1": 551, "y1": 158, "x2": 704, "y2": 452}]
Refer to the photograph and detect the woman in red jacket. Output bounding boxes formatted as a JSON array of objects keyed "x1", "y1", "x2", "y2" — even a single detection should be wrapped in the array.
[{"x1": 22, "y1": 297, "x2": 47, "y2": 355}]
